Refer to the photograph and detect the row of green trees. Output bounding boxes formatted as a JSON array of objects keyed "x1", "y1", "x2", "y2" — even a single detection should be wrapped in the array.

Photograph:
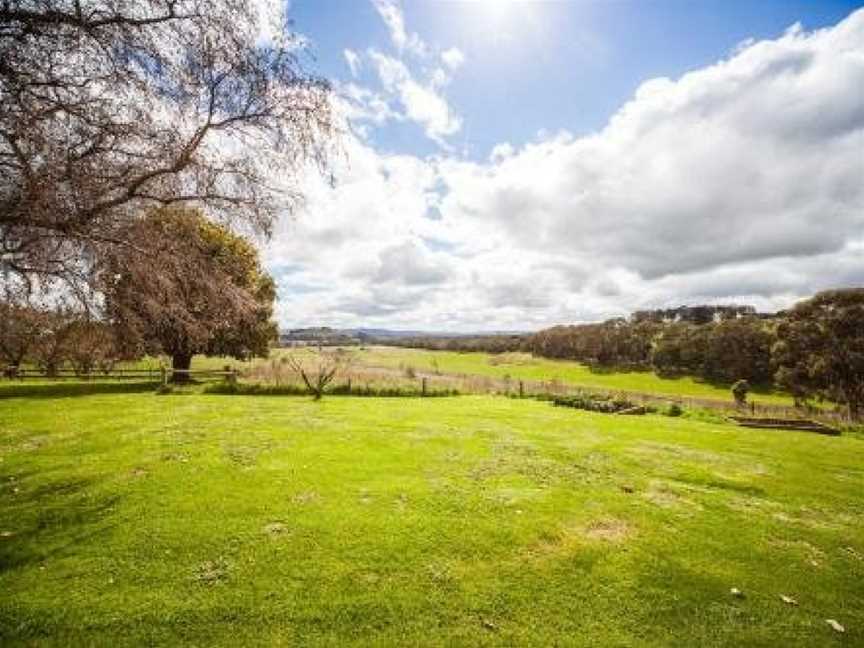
[
  {"x1": 528, "y1": 316, "x2": 775, "y2": 383},
  {"x1": 382, "y1": 334, "x2": 525, "y2": 354},
  {"x1": 530, "y1": 290, "x2": 864, "y2": 418},
  {"x1": 382, "y1": 290, "x2": 864, "y2": 419}
]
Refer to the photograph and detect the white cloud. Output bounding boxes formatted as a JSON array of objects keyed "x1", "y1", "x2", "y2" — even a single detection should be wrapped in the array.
[
  {"x1": 368, "y1": 50, "x2": 462, "y2": 143},
  {"x1": 354, "y1": 0, "x2": 462, "y2": 146},
  {"x1": 266, "y1": 10, "x2": 864, "y2": 331},
  {"x1": 370, "y1": 0, "x2": 426, "y2": 56},
  {"x1": 438, "y1": 11, "x2": 864, "y2": 279},
  {"x1": 441, "y1": 47, "x2": 466, "y2": 70},
  {"x1": 343, "y1": 49, "x2": 361, "y2": 77},
  {"x1": 338, "y1": 82, "x2": 400, "y2": 128}
]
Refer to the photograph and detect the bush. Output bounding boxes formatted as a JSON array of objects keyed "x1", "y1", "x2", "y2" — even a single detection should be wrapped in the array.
[
  {"x1": 204, "y1": 383, "x2": 306, "y2": 396},
  {"x1": 731, "y1": 379, "x2": 750, "y2": 405},
  {"x1": 203, "y1": 382, "x2": 459, "y2": 398},
  {"x1": 552, "y1": 394, "x2": 635, "y2": 413},
  {"x1": 665, "y1": 403, "x2": 683, "y2": 417}
]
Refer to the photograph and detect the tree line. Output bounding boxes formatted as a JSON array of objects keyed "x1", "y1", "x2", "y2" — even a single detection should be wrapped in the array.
[
  {"x1": 527, "y1": 314, "x2": 776, "y2": 384},
  {"x1": 382, "y1": 291, "x2": 864, "y2": 419}
]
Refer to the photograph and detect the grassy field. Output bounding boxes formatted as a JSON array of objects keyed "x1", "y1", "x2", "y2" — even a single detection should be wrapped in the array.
[
  {"x1": 2, "y1": 384, "x2": 862, "y2": 646},
  {"x1": 124, "y1": 346, "x2": 795, "y2": 406},
  {"x1": 345, "y1": 347, "x2": 794, "y2": 406}
]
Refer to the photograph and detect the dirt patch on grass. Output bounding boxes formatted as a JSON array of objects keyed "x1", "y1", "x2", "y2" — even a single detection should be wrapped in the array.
[
  {"x1": 263, "y1": 522, "x2": 289, "y2": 537},
  {"x1": 771, "y1": 507, "x2": 853, "y2": 530},
  {"x1": 192, "y1": 558, "x2": 230, "y2": 585},
  {"x1": 224, "y1": 444, "x2": 262, "y2": 467},
  {"x1": 469, "y1": 438, "x2": 589, "y2": 488},
  {"x1": 769, "y1": 538, "x2": 826, "y2": 566},
  {"x1": 636, "y1": 442, "x2": 727, "y2": 465},
  {"x1": 161, "y1": 452, "x2": 189, "y2": 463},
  {"x1": 526, "y1": 526, "x2": 581, "y2": 559},
  {"x1": 724, "y1": 493, "x2": 782, "y2": 515},
  {"x1": 636, "y1": 443, "x2": 771, "y2": 479},
  {"x1": 642, "y1": 480, "x2": 703, "y2": 512},
  {"x1": 525, "y1": 518, "x2": 633, "y2": 558},
  {"x1": 19, "y1": 435, "x2": 51, "y2": 452},
  {"x1": 584, "y1": 518, "x2": 633, "y2": 543},
  {"x1": 292, "y1": 491, "x2": 320, "y2": 505}
]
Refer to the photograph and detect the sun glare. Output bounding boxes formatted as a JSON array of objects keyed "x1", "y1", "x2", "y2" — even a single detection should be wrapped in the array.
[{"x1": 468, "y1": 0, "x2": 532, "y2": 18}]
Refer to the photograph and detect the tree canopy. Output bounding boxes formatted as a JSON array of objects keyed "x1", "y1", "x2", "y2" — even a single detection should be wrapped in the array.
[
  {"x1": 773, "y1": 288, "x2": 864, "y2": 420},
  {"x1": 100, "y1": 207, "x2": 277, "y2": 378},
  {"x1": 1, "y1": 0, "x2": 332, "y2": 288}
]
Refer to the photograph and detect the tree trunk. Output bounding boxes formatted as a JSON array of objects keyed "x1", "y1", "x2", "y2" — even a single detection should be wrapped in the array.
[
  {"x1": 849, "y1": 399, "x2": 861, "y2": 423},
  {"x1": 171, "y1": 353, "x2": 192, "y2": 383}
]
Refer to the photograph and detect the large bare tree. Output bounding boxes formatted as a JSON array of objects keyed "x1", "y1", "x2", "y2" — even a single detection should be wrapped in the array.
[{"x1": 0, "y1": 0, "x2": 333, "y2": 285}]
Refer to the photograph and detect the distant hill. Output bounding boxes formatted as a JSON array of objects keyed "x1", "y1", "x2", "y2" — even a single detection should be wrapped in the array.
[{"x1": 279, "y1": 327, "x2": 527, "y2": 345}]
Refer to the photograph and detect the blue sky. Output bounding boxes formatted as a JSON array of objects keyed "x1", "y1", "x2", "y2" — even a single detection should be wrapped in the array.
[
  {"x1": 264, "y1": 1, "x2": 864, "y2": 331},
  {"x1": 289, "y1": 0, "x2": 859, "y2": 160}
]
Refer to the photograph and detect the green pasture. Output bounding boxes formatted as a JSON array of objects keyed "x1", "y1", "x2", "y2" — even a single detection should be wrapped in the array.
[
  {"x1": 352, "y1": 347, "x2": 793, "y2": 405},
  {"x1": 1, "y1": 385, "x2": 861, "y2": 646}
]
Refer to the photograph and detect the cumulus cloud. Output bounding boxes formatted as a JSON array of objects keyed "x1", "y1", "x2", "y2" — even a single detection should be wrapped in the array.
[
  {"x1": 375, "y1": 241, "x2": 451, "y2": 285},
  {"x1": 440, "y1": 11, "x2": 864, "y2": 279},
  {"x1": 266, "y1": 10, "x2": 864, "y2": 331}
]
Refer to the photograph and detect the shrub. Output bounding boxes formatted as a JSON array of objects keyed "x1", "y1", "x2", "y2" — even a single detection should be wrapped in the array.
[
  {"x1": 665, "y1": 403, "x2": 683, "y2": 417},
  {"x1": 552, "y1": 394, "x2": 635, "y2": 414},
  {"x1": 203, "y1": 382, "x2": 459, "y2": 398},
  {"x1": 731, "y1": 379, "x2": 750, "y2": 406}
]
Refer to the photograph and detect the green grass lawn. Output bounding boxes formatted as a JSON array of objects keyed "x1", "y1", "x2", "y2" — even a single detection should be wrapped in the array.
[
  {"x1": 353, "y1": 347, "x2": 793, "y2": 405},
  {"x1": 2, "y1": 385, "x2": 862, "y2": 646}
]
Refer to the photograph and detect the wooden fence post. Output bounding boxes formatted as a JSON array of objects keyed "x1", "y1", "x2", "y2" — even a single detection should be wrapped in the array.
[
  {"x1": 421, "y1": 377, "x2": 427, "y2": 396},
  {"x1": 226, "y1": 366, "x2": 237, "y2": 386},
  {"x1": 160, "y1": 366, "x2": 167, "y2": 387},
  {"x1": 519, "y1": 380, "x2": 524, "y2": 398}
]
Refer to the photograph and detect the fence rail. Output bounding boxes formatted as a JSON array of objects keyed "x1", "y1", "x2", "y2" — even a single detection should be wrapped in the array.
[
  {"x1": 5, "y1": 361, "x2": 850, "y2": 426},
  {"x1": 3, "y1": 365, "x2": 239, "y2": 385}
]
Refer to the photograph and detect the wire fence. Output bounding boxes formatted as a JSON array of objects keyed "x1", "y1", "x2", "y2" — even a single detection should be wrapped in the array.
[
  {"x1": 243, "y1": 360, "x2": 851, "y2": 426},
  {"x1": 3, "y1": 366, "x2": 239, "y2": 385},
  {"x1": 5, "y1": 360, "x2": 850, "y2": 426}
]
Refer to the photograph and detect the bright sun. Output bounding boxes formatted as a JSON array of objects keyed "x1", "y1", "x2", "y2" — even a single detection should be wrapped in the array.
[
  {"x1": 470, "y1": 0, "x2": 533, "y2": 22},
  {"x1": 479, "y1": 0, "x2": 519, "y2": 11}
]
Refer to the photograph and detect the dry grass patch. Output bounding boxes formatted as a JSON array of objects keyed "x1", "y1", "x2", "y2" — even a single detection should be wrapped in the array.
[
  {"x1": 584, "y1": 517, "x2": 633, "y2": 543},
  {"x1": 292, "y1": 490, "x2": 320, "y2": 505},
  {"x1": 769, "y1": 538, "x2": 826, "y2": 567},
  {"x1": 642, "y1": 479, "x2": 703, "y2": 512},
  {"x1": 263, "y1": 522, "x2": 289, "y2": 537}
]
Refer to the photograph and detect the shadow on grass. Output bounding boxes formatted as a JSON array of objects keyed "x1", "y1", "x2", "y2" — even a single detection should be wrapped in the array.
[
  {"x1": 0, "y1": 468, "x2": 121, "y2": 575},
  {"x1": 0, "y1": 381, "x2": 158, "y2": 400}
]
